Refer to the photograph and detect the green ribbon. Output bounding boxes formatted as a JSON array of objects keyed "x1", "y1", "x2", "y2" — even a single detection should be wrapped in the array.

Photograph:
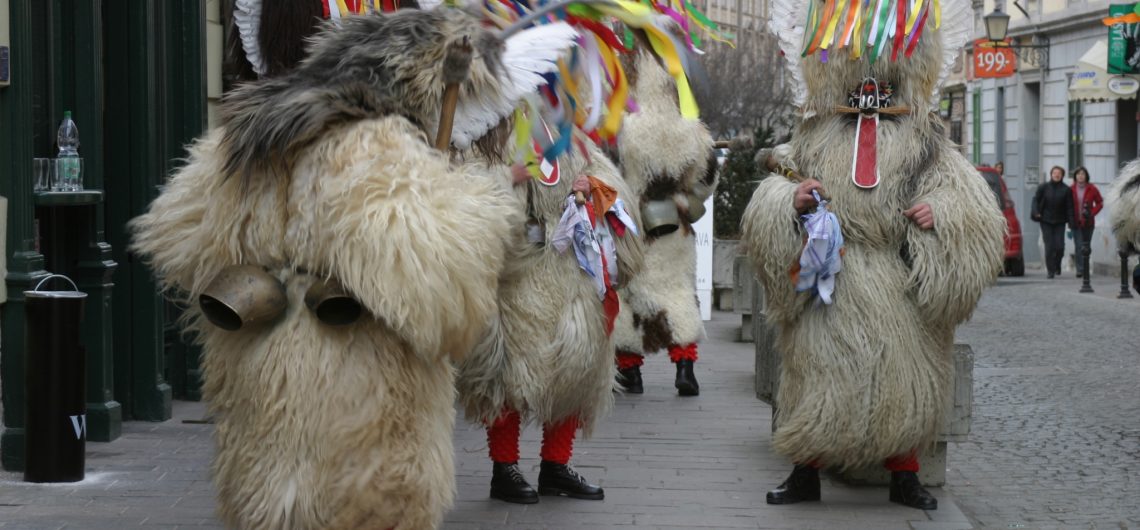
[{"x1": 801, "y1": 0, "x2": 820, "y2": 57}]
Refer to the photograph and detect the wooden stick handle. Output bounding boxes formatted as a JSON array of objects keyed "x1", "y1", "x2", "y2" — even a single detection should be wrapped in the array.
[
  {"x1": 761, "y1": 153, "x2": 831, "y2": 202},
  {"x1": 574, "y1": 191, "x2": 586, "y2": 205},
  {"x1": 833, "y1": 105, "x2": 911, "y2": 115},
  {"x1": 434, "y1": 83, "x2": 461, "y2": 151}
]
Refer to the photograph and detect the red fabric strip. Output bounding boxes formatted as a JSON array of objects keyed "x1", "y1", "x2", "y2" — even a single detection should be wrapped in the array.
[
  {"x1": 486, "y1": 408, "x2": 522, "y2": 463},
  {"x1": 668, "y1": 343, "x2": 699, "y2": 362},
  {"x1": 884, "y1": 451, "x2": 920, "y2": 472},
  {"x1": 540, "y1": 417, "x2": 580, "y2": 464},
  {"x1": 616, "y1": 351, "x2": 645, "y2": 370}
]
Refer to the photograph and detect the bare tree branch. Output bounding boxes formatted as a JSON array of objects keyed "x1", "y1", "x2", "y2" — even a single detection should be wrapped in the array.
[{"x1": 694, "y1": 28, "x2": 794, "y2": 140}]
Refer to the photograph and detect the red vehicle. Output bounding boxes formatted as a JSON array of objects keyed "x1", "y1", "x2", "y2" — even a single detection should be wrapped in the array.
[{"x1": 977, "y1": 166, "x2": 1024, "y2": 276}]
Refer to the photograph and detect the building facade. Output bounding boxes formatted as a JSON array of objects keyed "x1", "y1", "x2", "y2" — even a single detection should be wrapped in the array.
[{"x1": 965, "y1": 0, "x2": 1134, "y2": 273}]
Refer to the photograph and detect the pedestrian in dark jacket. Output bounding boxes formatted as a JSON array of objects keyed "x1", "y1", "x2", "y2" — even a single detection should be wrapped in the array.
[
  {"x1": 1032, "y1": 166, "x2": 1074, "y2": 278},
  {"x1": 1069, "y1": 166, "x2": 1104, "y2": 277}
]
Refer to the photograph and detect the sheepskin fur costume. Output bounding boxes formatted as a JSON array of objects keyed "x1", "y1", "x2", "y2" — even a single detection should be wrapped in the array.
[
  {"x1": 1109, "y1": 158, "x2": 1140, "y2": 251},
  {"x1": 610, "y1": 44, "x2": 716, "y2": 356},
  {"x1": 740, "y1": 10, "x2": 1005, "y2": 469},
  {"x1": 130, "y1": 9, "x2": 528, "y2": 529},
  {"x1": 456, "y1": 136, "x2": 645, "y2": 435}
]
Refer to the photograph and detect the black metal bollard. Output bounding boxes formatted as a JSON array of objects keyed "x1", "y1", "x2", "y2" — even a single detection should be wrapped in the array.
[
  {"x1": 1079, "y1": 239, "x2": 1094, "y2": 293},
  {"x1": 1120, "y1": 246, "x2": 1134, "y2": 299},
  {"x1": 23, "y1": 275, "x2": 88, "y2": 483}
]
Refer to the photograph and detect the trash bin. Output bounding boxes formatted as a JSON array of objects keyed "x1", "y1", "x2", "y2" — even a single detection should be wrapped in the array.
[{"x1": 23, "y1": 274, "x2": 87, "y2": 483}]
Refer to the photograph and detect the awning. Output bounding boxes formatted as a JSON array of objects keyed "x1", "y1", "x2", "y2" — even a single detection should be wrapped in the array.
[{"x1": 1069, "y1": 40, "x2": 1140, "y2": 102}]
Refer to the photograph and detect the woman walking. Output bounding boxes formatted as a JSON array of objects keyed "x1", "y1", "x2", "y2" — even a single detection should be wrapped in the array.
[
  {"x1": 1070, "y1": 166, "x2": 1104, "y2": 277},
  {"x1": 1032, "y1": 166, "x2": 1074, "y2": 279}
]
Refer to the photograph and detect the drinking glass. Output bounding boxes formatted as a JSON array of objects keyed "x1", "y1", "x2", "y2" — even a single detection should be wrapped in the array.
[
  {"x1": 33, "y1": 158, "x2": 51, "y2": 192},
  {"x1": 54, "y1": 157, "x2": 83, "y2": 191}
]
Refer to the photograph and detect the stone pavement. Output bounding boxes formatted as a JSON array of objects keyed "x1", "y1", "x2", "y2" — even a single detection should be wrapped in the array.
[
  {"x1": 948, "y1": 267, "x2": 1140, "y2": 530},
  {"x1": 0, "y1": 310, "x2": 967, "y2": 529}
]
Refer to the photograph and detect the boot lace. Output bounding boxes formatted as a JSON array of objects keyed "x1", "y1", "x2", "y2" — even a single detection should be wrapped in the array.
[{"x1": 506, "y1": 465, "x2": 528, "y2": 484}]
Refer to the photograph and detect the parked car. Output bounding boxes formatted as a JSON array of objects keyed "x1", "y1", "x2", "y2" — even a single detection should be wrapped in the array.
[{"x1": 977, "y1": 166, "x2": 1024, "y2": 276}]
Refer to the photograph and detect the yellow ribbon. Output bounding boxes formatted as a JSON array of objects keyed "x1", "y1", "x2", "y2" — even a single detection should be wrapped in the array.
[
  {"x1": 643, "y1": 26, "x2": 698, "y2": 119},
  {"x1": 596, "y1": 34, "x2": 628, "y2": 138},
  {"x1": 905, "y1": 0, "x2": 925, "y2": 35},
  {"x1": 821, "y1": 0, "x2": 848, "y2": 50}
]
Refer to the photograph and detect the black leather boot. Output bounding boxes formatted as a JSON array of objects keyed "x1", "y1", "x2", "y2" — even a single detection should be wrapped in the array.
[
  {"x1": 490, "y1": 462, "x2": 538, "y2": 504},
  {"x1": 617, "y1": 365, "x2": 644, "y2": 394},
  {"x1": 537, "y1": 461, "x2": 604, "y2": 500},
  {"x1": 766, "y1": 465, "x2": 821, "y2": 505},
  {"x1": 889, "y1": 471, "x2": 937, "y2": 510},
  {"x1": 674, "y1": 360, "x2": 699, "y2": 396}
]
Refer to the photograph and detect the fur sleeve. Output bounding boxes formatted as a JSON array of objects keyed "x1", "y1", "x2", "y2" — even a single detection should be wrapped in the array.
[
  {"x1": 1109, "y1": 159, "x2": 1140, "y2": 250},
  {"x1": 584, "y1": 143, "x2": 646, "y2": 283},
  {"x1": 312, "y1": 117, "x2": 520, "y2": 361},
  {"x1": 739, "y1": 175, "x2": 805, "y2": 323},
  {"x1": 129, "y1": 129, "x2": 251, "y2": 301},
  {"x1": 904, "y1": 152, "x2": 1005, "y2": 326}
]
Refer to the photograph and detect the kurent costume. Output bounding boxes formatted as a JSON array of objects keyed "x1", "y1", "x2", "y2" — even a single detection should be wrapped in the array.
[
  {"x1": 741, "y1": 0, "x2": 1005, "y2": 509},
  {"x1": 456, "y1": 137, "x2": 644, "y2": 504},
  {"x1": 454, "y1": 1, "x2": 721, "y2": 504},
  {"x1": 130, "y1": 7, "x2": 583, "y2": 529},
  {"x1": 610, "y1": 31, "x2": 716, "y2": 396},
  {"x1": 1109, "y1": 159, "x2": 1140, "y2": 294}
]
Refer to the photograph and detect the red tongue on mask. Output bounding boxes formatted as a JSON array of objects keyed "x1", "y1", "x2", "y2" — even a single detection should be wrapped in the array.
[{"x1": 852, "y1": 113, "x2": 879, "y2": 188}]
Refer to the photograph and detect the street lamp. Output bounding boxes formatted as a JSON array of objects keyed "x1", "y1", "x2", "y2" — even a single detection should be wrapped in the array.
[
  {"x1": 984, "y1": 8, "x2": 1010, "y2": 42},
  {"x1": 983, "y1": 7, "x2": 1049, "y2": 70}
]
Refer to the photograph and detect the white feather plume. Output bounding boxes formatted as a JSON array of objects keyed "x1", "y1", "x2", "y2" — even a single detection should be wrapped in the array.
[
  {"x1": 768, "y1": 0, "x2": 809, "y2": 108},
  {"x1": 451, "y1": 21, "x2": 580, "y2": 149},
  {"x1": 933, "y1": 0, "x2": 974, "y2": 104},
  {"x1": 234, "y1": 0, "x2": 267, "y2": 77}
]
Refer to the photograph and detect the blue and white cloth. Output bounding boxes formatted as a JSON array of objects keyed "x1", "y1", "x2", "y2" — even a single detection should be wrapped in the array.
[
  {"x1": 796, "y1": 190, "x2": 844, "y2": 304},
  {"x1": 551, "y1": 196, "x2": 638, "y2": 299}
]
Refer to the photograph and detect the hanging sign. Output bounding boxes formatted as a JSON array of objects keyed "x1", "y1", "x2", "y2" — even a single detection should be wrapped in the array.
[
  {"x1": 1106, "y1": 3, "x2": 1140, "y2": 74},
  {"x1": 973, "y1": 39, "x2": 1017, "y2": 78}
]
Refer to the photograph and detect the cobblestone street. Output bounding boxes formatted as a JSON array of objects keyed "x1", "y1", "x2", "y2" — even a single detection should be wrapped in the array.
[{"x1": 948, "y1": 269, "x2": 1140, "y2": 529}]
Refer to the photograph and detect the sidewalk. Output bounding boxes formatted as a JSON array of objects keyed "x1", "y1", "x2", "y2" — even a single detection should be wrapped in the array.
[{"x1": 0, "y1": 311, "x2": 972, "y2": 529}]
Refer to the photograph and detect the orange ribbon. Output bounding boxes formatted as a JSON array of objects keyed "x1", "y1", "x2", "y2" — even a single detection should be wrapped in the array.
[{"x1": 587, "y1": 176, "x2": 618, "y2": 217}]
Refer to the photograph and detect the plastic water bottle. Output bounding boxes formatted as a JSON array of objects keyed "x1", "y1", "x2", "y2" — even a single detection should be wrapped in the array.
[{"x1": 56, "y1": 111, "x2": 81, "y2": 191}]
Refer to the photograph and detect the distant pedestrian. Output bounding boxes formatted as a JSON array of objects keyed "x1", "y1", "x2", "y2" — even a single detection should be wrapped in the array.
[
  {"x1": 1069, "y1": 166, "x2": 1104, "y2": 277},
  {"x1": 1032, "y1": 166, "x2": 1074, "y2": 279},
  {"x1": 995, "y1": 161, "x2": 1004, "y2": 177}
]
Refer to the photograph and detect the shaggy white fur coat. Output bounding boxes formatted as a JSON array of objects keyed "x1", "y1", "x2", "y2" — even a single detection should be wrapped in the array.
[
  {"x1": 740, "y1": 25, "x2": 1005, "y2": 469},
  {"x1": 457, "y1": 138, "x2": 644, "y2": 434},
  {"x1": 611, "y1": 48, "x2": 715, "y2": 355},
  {"x1": 1109, "y1": 159, "x2": 1140, "y2": 251},
  {"x1": 130, "y1": 117, "x2": 518, "y2": 529}
]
